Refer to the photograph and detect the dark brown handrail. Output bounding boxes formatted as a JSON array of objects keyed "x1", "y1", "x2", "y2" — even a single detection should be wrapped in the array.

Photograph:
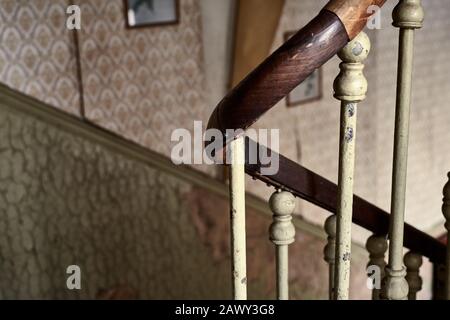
[
  {"x1": 245, "y1": 138, "x2": 446, "y2": 265},
  {"x1": 207, "y1": 0, "x2": 387, "y2": 141},
  {"x1": 206, "y1": 0, "x2": 445, "y2": 265}
]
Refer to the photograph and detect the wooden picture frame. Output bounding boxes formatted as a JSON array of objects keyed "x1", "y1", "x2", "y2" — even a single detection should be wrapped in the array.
[
  {"x1": 284, "y1": 31, "x2": 323, "y2": 107},
  {"x1": 124, "y1": 0, "x2": 180, "y2": 29}
]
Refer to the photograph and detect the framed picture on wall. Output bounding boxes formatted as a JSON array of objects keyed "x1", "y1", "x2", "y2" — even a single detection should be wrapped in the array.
[
  {"x1": 124, "y1": 0, "x2": 179, "y2": 28},
  {"x1": 284, "y1": 32, "x2": 323, "y2": 107}
]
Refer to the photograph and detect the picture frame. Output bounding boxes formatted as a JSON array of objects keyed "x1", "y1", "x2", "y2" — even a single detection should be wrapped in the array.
[
  {"x1": 284, "y1": 31, "x2": 323, "y2": 107},
  {"x1": 124, "y1": 0, "x2": 180, "y2": 29}
]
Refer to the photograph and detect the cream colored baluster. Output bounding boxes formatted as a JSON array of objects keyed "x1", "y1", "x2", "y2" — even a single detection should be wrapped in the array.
[
  {"x1": 228, "y1": 136, "x2": 247, "y2": 300},
  {"x1": 333, "y1": 32, "x2": 370, "y2": 300},
  {"x1": 442, "y1": 173, "x2": 450, "y2": 300},
  {"x1": 269, "y1": 191, "x2": 296, "y2": 300},
  {"x1": 324, "y1": 215, "x2": 337, "y2": 300},
  {"x1": 404, "y1": 252, "x2": 423, "y2": 300},
  {"x1": 385, "y1": 0, "x2": 424, "y2": 300},
  {"x1": 366, "y1": 235, "x2": 388, "y2": 300}
]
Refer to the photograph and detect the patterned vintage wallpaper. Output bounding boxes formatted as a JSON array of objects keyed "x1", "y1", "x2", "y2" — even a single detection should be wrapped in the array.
[
  {"x1": 0, "y1": 0, "x2": 211, "y2": 161},
  {"x1": 0, "y1": 0, "x2": 81, "y2": 115},
  {"x1": 76, "y1": 0, "x2": 211, "y2": 158}
]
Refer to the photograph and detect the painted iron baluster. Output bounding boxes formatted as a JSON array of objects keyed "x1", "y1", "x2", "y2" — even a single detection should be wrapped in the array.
[
  {"x1": 442, "y1": 173, "x2": 450, "y2": 300},
  {"x1": 228, "y1": 136, "x2": 247, "y2": 300},
  {"x1": 404, "y1": 251, "x2": 423, "y2": 300},
  {"x1": 333, "y1": 32, "x2": 370, "y2": 300},
  {"x1": 385, "y1": 0, "x2": 424, "y2": 300},
  {"x1": 324, "y1": 215, "x2": 337, "y2": 300},
  {"x1": 269, "y1": 191, "x2": 296, "y2": 300},
  {"x1": 366, "y1": 235, "x2": 388, "y2": 300}
]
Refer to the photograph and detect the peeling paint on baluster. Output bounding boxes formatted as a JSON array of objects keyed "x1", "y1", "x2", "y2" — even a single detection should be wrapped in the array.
[
  {"x1": 333, "y1": 32, "x2": 370, "y2": 300},
  {"x1": 228, "y1": 136, "x2": 247, "y2": 300}
]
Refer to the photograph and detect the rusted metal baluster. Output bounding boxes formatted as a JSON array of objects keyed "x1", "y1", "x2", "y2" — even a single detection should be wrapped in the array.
[
  {"x1": 385, "y1": 0, "x2": 424, "y2": 300},
  {"x1": 333, "y1": 32, "x2": 370, "y2": 300}
]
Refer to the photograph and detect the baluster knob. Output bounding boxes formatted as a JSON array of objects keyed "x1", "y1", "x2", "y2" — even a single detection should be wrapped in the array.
[
  {"x1": 393, "y1": 0, "x2": 424, "y2": 29},
  {"x1": 269, "y1": 191, "x2": 296, "y2": 245},
  {"x1": 404, "y1": 251, "x2": 423, "y2": 300},
  {"x1": 334, "y1": 32, "x2": 370, "y2": 102},
  {"x1": 366, "y1": 235, "x2": 388, "y2": 264},
  {"x1": 366, "y1": 235, "x2": 388, "y2": 300}
]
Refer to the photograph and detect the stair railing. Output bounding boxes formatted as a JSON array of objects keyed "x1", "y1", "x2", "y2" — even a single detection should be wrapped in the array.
[{"x1": 207, "y1": 0, "x2": 448, "y2": 300}]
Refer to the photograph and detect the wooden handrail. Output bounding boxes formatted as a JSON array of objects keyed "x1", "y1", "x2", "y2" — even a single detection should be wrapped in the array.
[
  {"x1": 207, "y1": 0, "x2": 387, "y2": 141},
  {"x1": 245, "y1": 138, "x2": 446, "y2": 265}
]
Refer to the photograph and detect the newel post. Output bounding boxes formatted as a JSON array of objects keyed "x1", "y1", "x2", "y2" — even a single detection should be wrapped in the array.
[{"x1": 333, "y1": 31, "x2": 370, "y2": 300}]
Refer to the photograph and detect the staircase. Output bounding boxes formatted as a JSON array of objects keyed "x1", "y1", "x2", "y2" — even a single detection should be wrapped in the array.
[{"x1": 207, "y1": 0, "x2": 450, "y2": 300}]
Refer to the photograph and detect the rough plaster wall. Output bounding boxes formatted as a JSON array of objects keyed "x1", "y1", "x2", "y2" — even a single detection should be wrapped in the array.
[
  {"x1": 0, "y1": 0, "x2": 81, "y2": 115},
  {"x1": 246, "y1": 0, "x2": 450, "y2": 242}
]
